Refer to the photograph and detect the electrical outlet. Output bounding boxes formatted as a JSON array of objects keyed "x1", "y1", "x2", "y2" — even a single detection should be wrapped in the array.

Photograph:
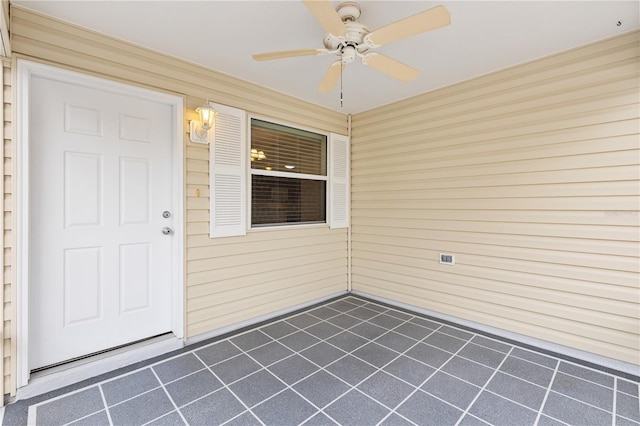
[{"x1": 440, "y1": 253, "x2": 455, "y2": 265}]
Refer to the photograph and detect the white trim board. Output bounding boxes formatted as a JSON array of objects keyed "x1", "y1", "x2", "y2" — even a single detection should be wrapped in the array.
[
  {"x1": 0, "y1": 58, "x2": 5, "y2": 405},
  {"x1": 15, "y1": 59, "x2": 185, "y2": 389},
  {"x1": 351, "y1": 290, "x2": 640, "y2": 378}
]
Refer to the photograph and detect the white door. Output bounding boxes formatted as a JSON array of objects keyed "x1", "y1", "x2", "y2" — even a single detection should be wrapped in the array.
[{"x1": 28, "y1": 73, "x2": 176, "y2": 370}]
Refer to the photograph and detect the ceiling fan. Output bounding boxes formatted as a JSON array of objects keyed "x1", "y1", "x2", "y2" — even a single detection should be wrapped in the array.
[{"x1": 253, "y1": 1, "x2": 451, "y2": 94}]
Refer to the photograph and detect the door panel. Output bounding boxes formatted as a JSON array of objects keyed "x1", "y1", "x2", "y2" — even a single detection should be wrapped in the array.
[
  {"x1": 120, "y1": 158, "x2": 150, "y2": 224},
  {"x1": 63, "y1": 247, "x2": 102, "y2": 326},
  {"x1": 119, "y1": 243, "x2": 151, "y2": 313},
  {"x1": 29, "y1": 74, "x2": 175, "y2": 370},
  {"x1": 64, "y1": 152, "x2": 103, "y2": 227}
]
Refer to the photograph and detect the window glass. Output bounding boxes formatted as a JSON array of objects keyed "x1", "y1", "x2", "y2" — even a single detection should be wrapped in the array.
[
  {"x1": 251, "y1": 119, "x2": 327, "y2": 175},
  {"x1": 252, "y1": 176, "x2": 326, "y2": 226},
  {"x1": 250, "y1": 119, "x2": 327, "y2": 227}
]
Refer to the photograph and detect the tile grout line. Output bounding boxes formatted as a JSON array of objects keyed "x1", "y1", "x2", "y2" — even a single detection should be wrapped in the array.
[
  {"x1": 500, "y1": 351, "x2": 624, "y2": 399},
  {"x1": 634, "y1": 382, "x2": 640, "y2": 425},
  {"x1": 198, "y1": 298, "x2": 524, "y2": 403},
  {"x1": 556, "y1": 364, "x2": 622, "y2": 390},
  {"x1": 359, "y1": 297, "x2": 640, "y2": 385},
  {"x1": 545, "y1": 390, "x2": 621, "y2": 420},
  {"x1": 384, "y1": 314, "x2": 543, "y2": 375},
  {"x1": 97, "y1": 384, "x2": 114, "y2": 426},
  {"x1": 378, "y1": 327, "x2": 476, "y2": 426},
  {"x1": 417, "y1": 334, "x2": 494, "y2": 416},
  {"x1": 453, "y1": 345, "x2": 517, "y2": 426},
  {"x1": 241, "y1": 305, "x2": 410, "y2": 421},
  {"x1": 26, "y1": 342, "x2": 242, "y2": 423},
  {"x1": 314, "y1": 307, "x2": 427, "y2": 425},
  {"x1": 373, "y1": 324, "x2": 454, "y2": 426},
  {"x1": 485, "y1": 365, "x2": 600, "y2": 422},
  {"x1": 160, "y1": 365, "x2": 209, "y2": 387},
  {"x1": 265, "y1": 296, "x2": 568, "y2": 414},
  {"x1": 101, "y1": 384, "x2": 162, "y2": 411},
  {"x1": 612, "y1": 377, "x2": 617, "y2": 426},
  {"x1": 277, "y1": 300, "x2": 550, "y2": 426},
  {"x1": 26, "y1": 404, "x2": 36, "y2": 426},
  {"x1": 231, "y1": 327, "x2": 386, "y2": 423},
  {"x1": 194, "y1": 343, "x2": 267, "y2": 426},
  {"x1": 615, "y1": 382, "x2": 640, "y2": 398},
  {"x1": 28, "y1": 384, "x2": 110, "y2": 426},
  {"x1": 60, "y1": 409, "x2": 105, "y2": 425},
  {"x1": 226, "y1": 300, "x2": 420, "y2": 425},
  {"x1": 554, "y1": 369, "x2": 621, "y2": 393},
  {"x1": 24, "y1": 383, "x2": 101, "y2": 409},
  {"x1": 147, "y1": 366, "x2": 190, "y2": 426},
  {"x1": 272, "y1": 312, "x2": 364, "y2": 424},
  {"x1": 487, "y1": 366, "x2": 551, "y2": 393},
  {"x1": 310, "y1": 306, "x2": 426, "y2": 426},
  {"x1": 170, "y1": 353, "x2": 258, "y2": 424},
  {"x1": 292, "y1": 321, "x2": 390, "y2": 424},
  {"x1": 482, "y1": 387, "x2": 553, "y2": 414},
  {"x1": 166, "y1": 347, "x2": 269, "y2": 420},
  {"x1": 542, "y1": 361, "x2": 622, "y2": 420},
  {"x1": 269, "y1": 304, "x2": 631, "y2": 400},
  {"x1": 534, "y1": 357, "x2": 560, "y2": 426},
  {"x1": 225, "y1": 331, "x2": 330, "y2": 425}
]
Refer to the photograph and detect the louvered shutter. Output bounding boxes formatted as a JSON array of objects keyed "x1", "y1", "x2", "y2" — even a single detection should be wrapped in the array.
[
  {"x1": 329, "y1": 133, "x2": 350, "y2": 229},
  {"x1": 209, "y1": 103, "x2": 246, "y2": 238}
]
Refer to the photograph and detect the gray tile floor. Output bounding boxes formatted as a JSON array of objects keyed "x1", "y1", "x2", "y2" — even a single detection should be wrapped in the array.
[{"x1": 10, "y1": 295, "x2": 640, "y2": 425}]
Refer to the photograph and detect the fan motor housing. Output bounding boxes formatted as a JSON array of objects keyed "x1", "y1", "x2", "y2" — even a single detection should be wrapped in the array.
[{"x1": 323, "y1": 21, "x2": 370, "y2": 53}]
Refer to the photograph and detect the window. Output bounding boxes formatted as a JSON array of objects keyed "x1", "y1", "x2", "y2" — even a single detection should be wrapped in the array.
[
  {"x1": 208, "y1": 102, "x2": 349, "y2": 238},
  {"x1": 250, "y1": 119, "x2": 327, "y2": 227}
]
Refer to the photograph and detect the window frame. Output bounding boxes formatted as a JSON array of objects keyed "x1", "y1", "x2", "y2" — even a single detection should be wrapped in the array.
[{"x1": 247, "y1": 114, "x2": 330, "y2": 231}]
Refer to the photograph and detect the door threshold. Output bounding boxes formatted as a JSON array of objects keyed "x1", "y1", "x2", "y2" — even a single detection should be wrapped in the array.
[{"x1": 17, "y1": 334, "x2": 184, "y2": 401}]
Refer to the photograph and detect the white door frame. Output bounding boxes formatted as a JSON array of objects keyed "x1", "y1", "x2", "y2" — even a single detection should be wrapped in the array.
[{"x1": 16, "y1": 60, "x2": 185, "y2": 388}]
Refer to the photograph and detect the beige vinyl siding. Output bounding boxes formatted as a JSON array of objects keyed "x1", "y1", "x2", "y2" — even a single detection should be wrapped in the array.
[
  {"x1": 7, "y1": 6, "x2": 348, "y2": 395},
  {"x1": 350, "y1": 30, "x2": 640, "y2": 365}
]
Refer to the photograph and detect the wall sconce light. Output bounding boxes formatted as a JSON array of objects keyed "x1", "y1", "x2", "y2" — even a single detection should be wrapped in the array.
[{"x1": 189, "y1": 100, "x2": 217, "y2": 144}]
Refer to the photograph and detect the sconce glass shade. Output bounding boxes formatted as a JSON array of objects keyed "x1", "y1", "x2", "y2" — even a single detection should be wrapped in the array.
[{"x1": 196, "y1": 103, "x2": 217, "y2": 131}]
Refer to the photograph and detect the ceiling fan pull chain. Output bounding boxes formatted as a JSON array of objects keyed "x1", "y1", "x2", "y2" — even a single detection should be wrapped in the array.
[{"x1": 340, "y1": 54, "x2": 344, "y2": 109}]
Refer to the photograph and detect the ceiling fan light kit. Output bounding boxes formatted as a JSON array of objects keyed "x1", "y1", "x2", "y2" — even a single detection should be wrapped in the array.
[{"x1": 253, "y1": 0, "x2": 451, "y2": 96}]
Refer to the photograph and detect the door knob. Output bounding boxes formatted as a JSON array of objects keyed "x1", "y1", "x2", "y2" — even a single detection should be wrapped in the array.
[{"x1": 162, "y1": 227, "x2": 173, "y2": 235}]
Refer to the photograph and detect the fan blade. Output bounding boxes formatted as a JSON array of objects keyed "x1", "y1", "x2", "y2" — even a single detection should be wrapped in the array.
[
  {"x1": 318, "y1": 61, "x2": 345, "y2": 93},
  {"x1": 363, "y1": 53, "x2": 420, "y2": 83},
  {"x1": 302, "y1": 0, "x2": 347, "y2": 37},
  {"x1": 253, "y1": 48, "x2": 327, "y2": 61},
  {"x1": 366, "y1": 5, "x2": 450, "y2": 47}
]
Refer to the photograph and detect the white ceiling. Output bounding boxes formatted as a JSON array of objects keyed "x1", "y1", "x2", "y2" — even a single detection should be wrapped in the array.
[{"x1": 12, "y1": 1, "x2": 640, "y2": 114}]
